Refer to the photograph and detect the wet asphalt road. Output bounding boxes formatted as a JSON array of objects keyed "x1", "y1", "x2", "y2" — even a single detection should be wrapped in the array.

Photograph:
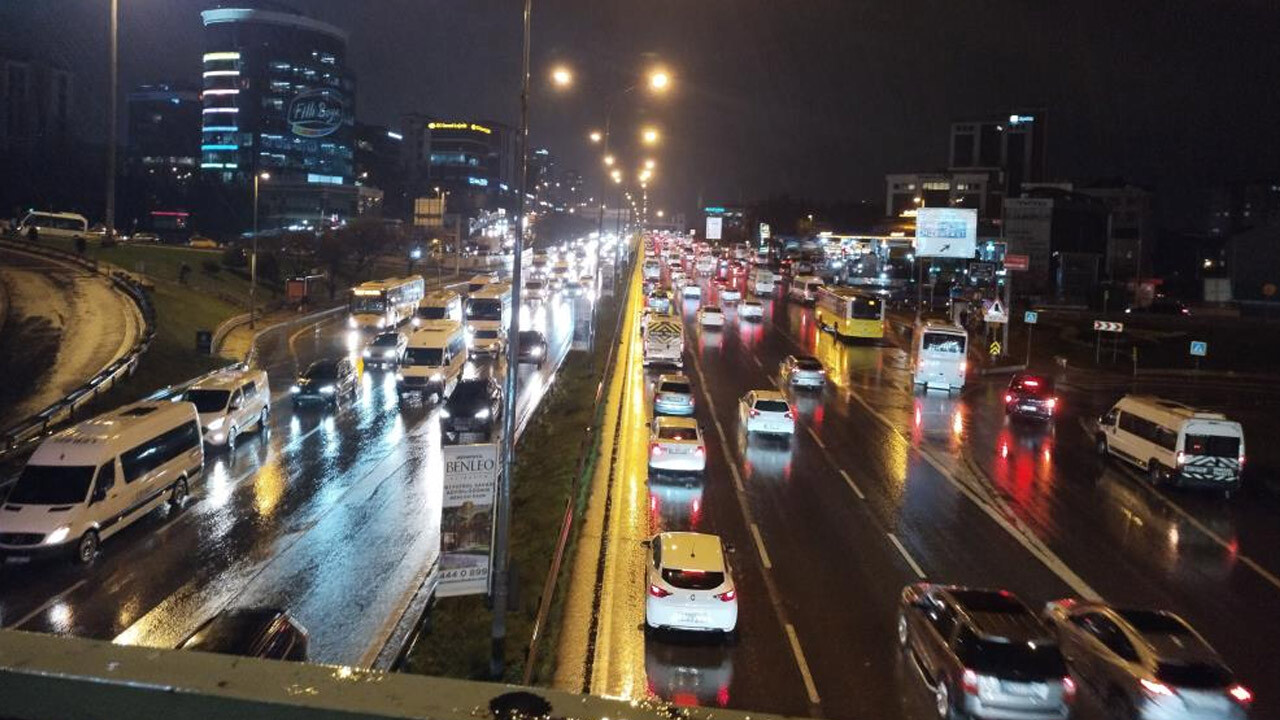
[
  {"x1": 601, "y1": 257, "x2": 1280, "y2": 720},
  {"x1": 0, "y1": 274, "x2": 597, "y2": 666}
]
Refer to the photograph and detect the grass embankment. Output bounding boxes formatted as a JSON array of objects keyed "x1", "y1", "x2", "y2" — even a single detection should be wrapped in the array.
[{"x1": 404, "y1": 292, "x2": 623, "y2": 682}]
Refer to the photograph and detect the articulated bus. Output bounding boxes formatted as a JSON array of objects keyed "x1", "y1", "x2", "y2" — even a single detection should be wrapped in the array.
[
  {"x1": 348, "y1": 276, "x2": 426, "y2": 330},
  {"x1": 815, "y1": 286, "x2": 886, "y2": 341}
]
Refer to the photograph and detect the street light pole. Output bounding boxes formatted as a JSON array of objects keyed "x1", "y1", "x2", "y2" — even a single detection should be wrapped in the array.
[
  {"x1": 491, "y1": 0, "x2": 531, "y2": 680},
  {"x1": 105, "y1": 0, "x2": 119, "y2": 240},
  {"x1": 250, "y1": 172, "x2": 267, "y2": 329}
]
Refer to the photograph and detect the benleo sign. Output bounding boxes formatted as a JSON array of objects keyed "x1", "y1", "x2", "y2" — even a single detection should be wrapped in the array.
[{"x1": 439, "y1": 443, "x2": 499, "y2": 597}]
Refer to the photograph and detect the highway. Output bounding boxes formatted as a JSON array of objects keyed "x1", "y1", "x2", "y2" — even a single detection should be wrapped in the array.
[
  {"x1": 558, "y1": 249, "x2": 1279, "y2": 720},
  {"x1": 0, "y1": 263, "x2": 598, "y2": 667}
]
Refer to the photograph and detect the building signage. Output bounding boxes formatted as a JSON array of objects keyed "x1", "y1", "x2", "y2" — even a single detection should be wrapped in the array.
[
  {"x1": 1003, "y1": 198, "x2": 1053, "y2": 294},
  {"x1": 759, "y1": 222, "x2": 771, "y2": 239},
  {"x1": 1003, "y1": 253, "x2": 1030, "y2": 271},
  {"x1": 288, "y1": 89, "x2": 344, "y2": 138},
  {"x1": 706, "y1": 216, "x2": 723, "y2": 240},
  {"x1": 915, "y1": 207, "x2": 978, "y2": 258},
  {"x1": 439, "y1": 443, "x2": 498, "y2": 597},
  {"x1": 428, "y1": 121, "x2": 493, "y2": 135},
  {"x1": 968, "y1": 261, "x2": 995, "y2": 282}
]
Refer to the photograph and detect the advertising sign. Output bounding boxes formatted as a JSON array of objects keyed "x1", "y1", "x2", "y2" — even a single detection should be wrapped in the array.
[
  {"x1": 915, "y1": 207, "x2": 978, "y2": 258},
  {"x1": 1003, "y1": 199, "x2": 1053, "y2": 293},
  {"x1": 439, "y1": 443, "x2": 498, "y2": 597},
  {"x1": 288, "y1": 89, "x2": 345, "y2": 138},
  {"x1": 706, "y1": 216, "x2": 723, "y2": 241},
  {"x1": 759, "y1": 223, "x2": 771, "y2": 239},
  {"x1": 1004, "y1": 254, "x2": 1030, "y2": 271}
]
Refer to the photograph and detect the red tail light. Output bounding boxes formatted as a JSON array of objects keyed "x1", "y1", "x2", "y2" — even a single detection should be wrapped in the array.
[
  {"x1": 694, "y1": 445, "x2": 705, "y2": 457},
  {"x1": 749, "y1": 408, "x2": 760, "y2": 418},
  {"x1": 961, "y1": 669, "x2": 980, "y2": 695},
  {"x1": 1227, "y1": 684, "x2": 1253, "y2": 705},
  {"x1": 650, "y1": 442, "x2": 664, "y2": 456},
  {"x1": 715, "y1": 589, "x2": 737, "y2": 602},
  {"x1": 784, "y1": 405, "x2": 797, "y2": 419},
  {"x1": 1062, "y1": 676, "x2": 1077, "y2": 704},
  {"x1": 648, "y1": 583, "x2": 672, "y2": 598}
]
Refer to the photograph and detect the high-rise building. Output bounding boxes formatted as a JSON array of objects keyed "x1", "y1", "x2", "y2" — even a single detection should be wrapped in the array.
[
  {"x1": 400, "y1": 115, "x2": 517, "y2": 224},
  {"x1": 0, "y1": 54, "x2": 73, "y2": 154},
  {"x1": 950, "y1": 109, "x2": 1047, "y2": 197},
  {"x1": 125, "y1": 84, "x2": 201, "y2": 226},
  {"x1": 200, "y1": 5, "x2": 356, "y2": 230}
]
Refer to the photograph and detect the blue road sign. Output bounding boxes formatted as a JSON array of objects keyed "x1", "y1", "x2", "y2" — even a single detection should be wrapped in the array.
[
  {"x1": 1190, "y1": 341, "x2": 1208, "y2": 357},
  {"x1": 1024, "y1": 310, "x2": 1038, "y2": 324}
]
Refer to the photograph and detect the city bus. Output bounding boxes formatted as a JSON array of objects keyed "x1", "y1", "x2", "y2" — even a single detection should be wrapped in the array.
[
  {"x1": 815, "y1": 286, "x2": 885, "y2": 341},
  {"x1": 348, "y1": 275, "x2": 426, "y2": 330},
  {"x1": 464, "y1": 282, "x2": 512, "y2": 356},
  {"x1": 912, "y1": 322, "x2": 967, "y2": 392}
]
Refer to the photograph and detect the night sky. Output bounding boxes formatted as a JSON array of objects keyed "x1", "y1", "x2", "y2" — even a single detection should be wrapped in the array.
[{"x1": 4, "y1": 0, "x2": 1279, "y2": 225}]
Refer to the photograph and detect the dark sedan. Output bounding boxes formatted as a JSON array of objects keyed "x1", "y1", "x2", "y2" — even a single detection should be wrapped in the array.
[
  {"x1": 440, "y1": 377, "x2": 504, "y2": 443},
  {"x1": 178, "y1": 608, "x2": 309, "y2": 661},
  {"x1": 1004, "y1": 373, "x2": 1057, "y2": 421},
  {"x1": 291, "y1": 357, "x2": 358, "y2": 408},
  {"x1": 517, "y1": 330, "x2": 549, "y2": 368}
]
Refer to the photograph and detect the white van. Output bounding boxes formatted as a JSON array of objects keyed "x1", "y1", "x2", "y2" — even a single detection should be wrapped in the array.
[
  {"x1": 413, "y1": 290, "x2": 463, "y2": 327},
  {"x1": 181, "y1": 366, "x2": 270, "y2": 450},
  {"x1": 16, "y1": 211, "x2": 89, "y2": 242},
  {"x1": 748, "y1": 268, "x2": 777, "y2": 295},
  {"x1": 465, "y1": 283, "x2": 512, "y2": 356},
  {"x1": 643, "y1": 259, "x2": 662, "y2": 281},
  {"x1": 397, "y1": 320, "x2": 467, "y2": 401},
  {"x1": 642, "y1": 312, "x2": 685, "y2": 368},
  {"x1": 788, "y1": 275, "x2": 824, "y2": 303},
  {"x1": 0, "y1": 401, "x2": 203, "y2": 564},
  {"x1": 912, "y1": 322, "x2": 967, "y2": 391},
  {"x1": 1096, "y1": 396, "x2": 1245, "y2": 494}
]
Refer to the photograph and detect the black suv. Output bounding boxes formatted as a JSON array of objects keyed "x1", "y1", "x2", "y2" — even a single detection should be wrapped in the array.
[
  {"x1": 517, "y1": 330, "x2": 549, "y2": 368},
  {"x1": 440, "y1": 378, "x2": 503, "y2": 442},
  {"x1": 178, "y1": 608, "x2": 309, "y2": 661},
  {"x1": 291, "y1": 357, "x2": 358, "y2": 408},
  {"x1": 1004, "y1": 373, "x2": 1057, "y2": 422},
  {"x1": 899, "y1": 584, "x2": 1074, "y2": 720}
]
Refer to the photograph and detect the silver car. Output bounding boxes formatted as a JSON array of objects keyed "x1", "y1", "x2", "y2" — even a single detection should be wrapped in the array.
[
  {"x1": 654, "y1": 374, "x2": 695, "y2": 416},
  {"x1": 780, "y1": 354, "x2": 826, "y2": 388},
  {"x1": 1043, "y1": 599, "x2": 1252, "y2": 720}
]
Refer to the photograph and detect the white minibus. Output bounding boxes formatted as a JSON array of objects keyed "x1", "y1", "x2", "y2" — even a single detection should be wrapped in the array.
[
  {"x1": 413, "y1": 290, "x2": 464, "y2": 327},
  {"x1": 788, "y1": 275, "x2": 824, "y2": 304},
  {"x1": 912, "y1": 322, "x2": 967, "y2": 391},
  {"x1": 16, "y1": 211, "x2": 89, "y2": 242},
  {"x1": 1096, "y1": 396, "x2": 1245, "y2": 494},
  {"x1": 397, "y1": 320, "x2": 467, "y2": 401}
]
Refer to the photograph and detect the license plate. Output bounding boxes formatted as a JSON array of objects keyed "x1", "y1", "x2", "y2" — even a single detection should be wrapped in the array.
[
  {"x1": 1020, "y1": 404, "x2": 1038, "y2": 411},
  {"x1": 677, "y1": 612, "x2": 705, "y2": 625},
  {"x1": 1003, "y1": 681, "x2": 1048, "y2": 699}
]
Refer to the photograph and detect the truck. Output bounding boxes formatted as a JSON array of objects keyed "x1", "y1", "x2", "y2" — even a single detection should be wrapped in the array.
[{"x1": 642, "y1": 312, "x2": 685, "y2": 368}]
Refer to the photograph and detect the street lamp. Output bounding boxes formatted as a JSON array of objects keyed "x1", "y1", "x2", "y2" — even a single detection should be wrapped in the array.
[
  {"x1": 641, "y1": 127, "x2": 660, "y2": 145},
  {"x1": 649, "y1": 69, "x2": 671, "y2": 92},
  {"x1": 592, "y1": 65, "x2": 674, "y2": 243},
  {"x1": 644, "y1": 158, "x2": 656, "y2": 170},
  {"x1": 603, "y1": 154, "x2": 615, "y2": 167},
  {"x1": 550, "y1": 65, "x2": 573, "y2": 88},
  {"x1": 589, "y1": 130, "x2": 603, "y2": 143},
  {"x1": 250, "y1": 171, "x2": 270, "y2": 329}
]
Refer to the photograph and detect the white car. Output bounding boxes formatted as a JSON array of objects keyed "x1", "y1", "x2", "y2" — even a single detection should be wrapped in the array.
[
  {"x1": 654, "y1": 374, "x2": 696, "y2": 416},
  {"x1": 719, "y1": 286, "x2": 741, "y2": 303},
  {"x1": 780, "y1": 354, "x2": 826, "y2": 388},
  {"x1": 739, "y1": 390, "x2": 796, "y2": 435},
  {"x1": 695, "y1": 257, "x2": 716, "y2": 276},
  {"x1": 697, "y1": 306, "x2": 725, "y2": 327},
  {"x1": 648, "y1": 416, "x2": 706, "y2": 473},
  {"x1": 739, "y1": 300, "x2": 764, "y2": 320},
  {"x1": 645, "y1": 531, "x2": 738, "y2": 635},
  {"x1": 524, "y1": 279, "x2": 549, "y2": 302},
  {"x1": 682, "y1": 283, "x2": 702, "y2": 298}
]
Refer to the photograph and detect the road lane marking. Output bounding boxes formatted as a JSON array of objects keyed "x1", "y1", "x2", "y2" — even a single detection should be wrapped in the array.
[
  {"x1": 887, "y1": 533, "x2": 926, "y2": 579},
  {"x1": 7, "y1": 579, "x2": 87, "y2": 630},
  {"x1": 839, "y1": 469, "x2": 866, "y2": 500},
  {"x1": 751, "y1": 355, "x2": 763, "y2": 369},
  {"x1": 750, "y1": 522, "x2": 773, "y2": 569},
  {"x1": 785, "y1": 622, "x2": 822, "y2": 706},
  {"x1": 805, "y1": 425, "x2": 826, "y2": 449}
]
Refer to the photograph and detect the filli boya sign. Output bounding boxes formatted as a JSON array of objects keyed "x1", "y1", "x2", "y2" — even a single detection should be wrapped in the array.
[{"x1": 288, "y1": 89, "x2": 345, "y2": 138}]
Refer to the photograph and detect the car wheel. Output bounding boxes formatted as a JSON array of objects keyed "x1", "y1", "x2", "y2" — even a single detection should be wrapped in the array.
[
  {"x1": 76, "y1": 530, "x2": 99, "y2": 565},
  {"x1": 226, "y1": 425, "x2": 237, "y2": 452},
  {"x1": 1148, "y1": 460, "x2": 1163, "y2": 486},
  {"x1": 897, "y1": 613, "x2": 909, "y2": 647},
  {"x1": 170, "y1": 476, "x2": 189, "y2": 511},
  {"x1": 935, "y1": 682, "x2": 950, "y2": 719},
  {"x1": 1096, "y1": 436, "x2": 1108, "y2": 457}
]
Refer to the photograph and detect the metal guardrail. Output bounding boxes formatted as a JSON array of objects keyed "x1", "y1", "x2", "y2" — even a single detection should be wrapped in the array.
[{"x1": 0, "y1": 238, "x2": 157, "y2": 462}]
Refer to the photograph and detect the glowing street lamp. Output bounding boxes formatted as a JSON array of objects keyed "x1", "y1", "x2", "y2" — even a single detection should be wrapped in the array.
[
  {"x1": 644, "y1": 158, "x2": 656, "y2": 170},
  {"x1": 603, "y1": 154, "x2": 615, "y2": 167},
  {"x1": 589, "y1": 130, "x2": 603, "y2": 143},
  {"x1": 551, "y1": 66, "x2": 573, "y2": 88},
  {"x1": 649, "y1": 69, "x2": 671, "y2": 92},
  {"x1": 641, "y1": 127, "x2": 660, "y2": 145}
]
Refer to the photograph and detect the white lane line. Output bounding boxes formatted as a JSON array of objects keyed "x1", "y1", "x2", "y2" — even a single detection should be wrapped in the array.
[
  {"x1": 750, "y1": 523, "x2": 773, "y2": 570},
  {"x1": 751, "y1": 355, "x2": 763, "y2": 369},
  {"x1": 784, "y1": 622, "x2": 822, "y2": 705},
  {"x1": 805, "y1": 424, "x2": 826, "y2": 449},
  {"x1": 840, "y1": 469, "x2": 866, "y2": 500},
  {"x1": 6, "y1": 579, "x2": 87, "y2": 630},
  {"x1": 887, "y1": 533, "x2": 927, "y2": 579}
]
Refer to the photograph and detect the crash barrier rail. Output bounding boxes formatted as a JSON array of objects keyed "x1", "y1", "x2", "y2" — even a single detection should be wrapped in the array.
[
  {"x1": 0, "y1": 628, "x2": 787, "y2": 720},
  {"x1": 0, "y1": 238, "x2": 157, "y2": 462},
  {"x1": 521, "y1": 249, "x2": 637, "y2": 684}
]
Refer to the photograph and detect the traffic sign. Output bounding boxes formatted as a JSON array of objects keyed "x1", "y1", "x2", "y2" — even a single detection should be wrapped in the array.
[
  {"x1": 1190, "y1": 341, "x2": 1208, "y2": 357},
  {"x1": 1024, "y1": 310, "x2": 1038, "y2": 324},
  {"x1": 984, "y1": 299, "x2": 1008, "y2": 323},
  {"x1": 989, "y1": 340, "x2": 1002, "y2": 357},
  {"x1": 1093, "y1": 320, "x2": 1124, "y2": 333},
  {"x1": 1004, "y1": 254, "x2": 1030, "y2": 271}
]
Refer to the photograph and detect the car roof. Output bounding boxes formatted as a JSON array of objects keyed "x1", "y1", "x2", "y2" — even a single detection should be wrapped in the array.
[
  {"x1": 451, "y1": 378, "x2": 490, "y2": 398},
  {"x1": 1111, "y1": 608, "x2": 1217, "y2": 662},
  {"x1": 188, "y1": 367, "x2": 263, "y2": 392},
  {"x1": 372, "y1": 331, "x2": 403, "y2": 343},
  {"x1": 658, "y1": 532, "x2": 725, "y2": 572},
  {"x1": 306, "y1": 358, "x2": 340, "y2": 374},
  {"x1": 654, "y1": 415, "x2": 698, "y2": 431},
  {"x1": 941, "y1": 588, "x2": 1048, "y2": 642}
]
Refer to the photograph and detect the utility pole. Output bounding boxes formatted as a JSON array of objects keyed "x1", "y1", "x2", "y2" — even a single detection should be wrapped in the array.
[
  {"x1": 105, "y1": 0, "x2": 119, "y2": 240},
  {"x1": 491, "y1": 0, "x2": 531, "y2": 680}
]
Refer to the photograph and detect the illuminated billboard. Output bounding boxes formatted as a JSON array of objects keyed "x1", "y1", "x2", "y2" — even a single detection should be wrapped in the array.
[{"x1": 915, "y1": 207, "x2": 977, "y2": 258}]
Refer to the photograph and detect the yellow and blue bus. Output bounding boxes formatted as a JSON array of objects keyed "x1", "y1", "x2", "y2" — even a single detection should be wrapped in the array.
[{"x1": 815, "y1": 286, "x2": 885, "y2": 341}]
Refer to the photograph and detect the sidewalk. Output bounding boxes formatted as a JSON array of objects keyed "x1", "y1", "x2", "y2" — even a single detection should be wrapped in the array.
[{"x1": 216, "y1": 304, "x2": 342, "y2": 362}]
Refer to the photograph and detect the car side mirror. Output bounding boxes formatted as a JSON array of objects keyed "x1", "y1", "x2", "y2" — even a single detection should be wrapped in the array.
[
  {"x1": 639, "y1": 539, "x2": 651, "y2": 548},
  {"x1": 90, "y1": 485, "x2": 108, "y2": 504},
  {"x1": 229, "y1": 400, "x2": 242, "y2": 411},
  {"x1": 723, "y1": 542, "x2": 737, "y2": 554}
]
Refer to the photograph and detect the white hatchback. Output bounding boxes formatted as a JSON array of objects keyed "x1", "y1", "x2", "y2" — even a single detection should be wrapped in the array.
[
  {"x1": 648, "y1": 416, "x2": 706, "y2": 473},
  {"x1": 682, "y1": 283, "x2": 702, "y2": 298},
  {"x1": 653, "y1": 374, "x2": 696, "y2": 416},
  {"x1": 645, "y1": 531, "x2": 738, "y2": 635},
  {"x1": 739, "y1": 300, "x2": 764, "y2": 320},
  {"x1": 739, "y1": 390, "x2": 796, "y2": 435},
  {"x1": 719, "y1": 286, "x2": 741, "y2": 303},
  {"x1": 697, "y1": 306, "x2": 726, "y2": 327}
]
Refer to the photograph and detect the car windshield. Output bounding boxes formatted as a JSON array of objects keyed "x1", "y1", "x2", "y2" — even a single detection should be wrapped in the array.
[
  {"x1": 1117, "y1": 609, "x2": 1191, "y2": 634},
  {"x1": 1156, "y1": 662, "x2": 1233, "y2": 689},
  {"x1": 305, "y1": 361, "x2": 339, "y2": 380},
  {"x1": 795, "y1": 358, "x2": 823, "y2": 371},
  {"x1": 183, "y1": 388, "x2": 231, "y2": 413},
  {"x1": 851, "y1": 296, "x2": 881, "y2": 319},
  {"x1": 703, "y1": 307, "x2": 722, "y2": 314},
  {"x1": 418, "y1": 306, "x2": 447, "y2": 320},
  {"x1": 450, "y1": 382, "x2": 488, "y2": 403},
  {"x1": 658, "y1": 426, "x2": 698, "y2": 441},
  {"x1": 954, "y1": 627, "x2": 1066, "y2": 679},
  {"x1": 518, "y1": 332, "x2": 543, "y2": 344},
  {"x1": 660, "y1": 382, "x2": 691, "y2": 394},
  {"x1": 403, "y1": 347, "x2": 443, "y2": 366},
  {"x1": 466, "y1": 298, "x2": 503, "y2": 321},
  {"x1": 7, "y1": 464, "x2": 96, "y2": 505},
  {"x1": 755, "y1": 399, "x2": 790, "y2": 413},
  {"x1": 475, "y1": 329, "x2": 500, "y2": 340},
  {"x1": 372, "y1": 333, "x2": 400, "y2": 347},
  {"x1": 526, "y1": 281, "x2": 543, "y2": 289},
  {"x1": 1184, "y1": 434, "x2": 1240, "y2": 458},
  {"x1": 922, "y1": 332, "x2": 965, "y2": 354},
  {"x1": 662, "y1": 569, "x2": 725, "y2": 591}
]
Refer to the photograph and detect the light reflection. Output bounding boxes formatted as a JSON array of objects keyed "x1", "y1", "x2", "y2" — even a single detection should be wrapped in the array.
[
  {"x1": 48, "y1": 602, "x2": 72, "y2": 633},
  {"x1": 205, "y1": 457, "x2": 234, "y2": 508}
]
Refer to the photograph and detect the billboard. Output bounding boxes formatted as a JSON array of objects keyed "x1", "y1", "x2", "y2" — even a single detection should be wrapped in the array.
[
  {"x1": 915, "y1": 207, "x2": 978, "y2": 258},
  {"x1": 1003, "y1": 198, "x2": 1053, "y2": 294},
  {"x1": 706, "y1": 216, "x2": 723, "y2": 240},
  {"x1": 439, "y1": 443, "x2": 498, "y2": 597}
]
